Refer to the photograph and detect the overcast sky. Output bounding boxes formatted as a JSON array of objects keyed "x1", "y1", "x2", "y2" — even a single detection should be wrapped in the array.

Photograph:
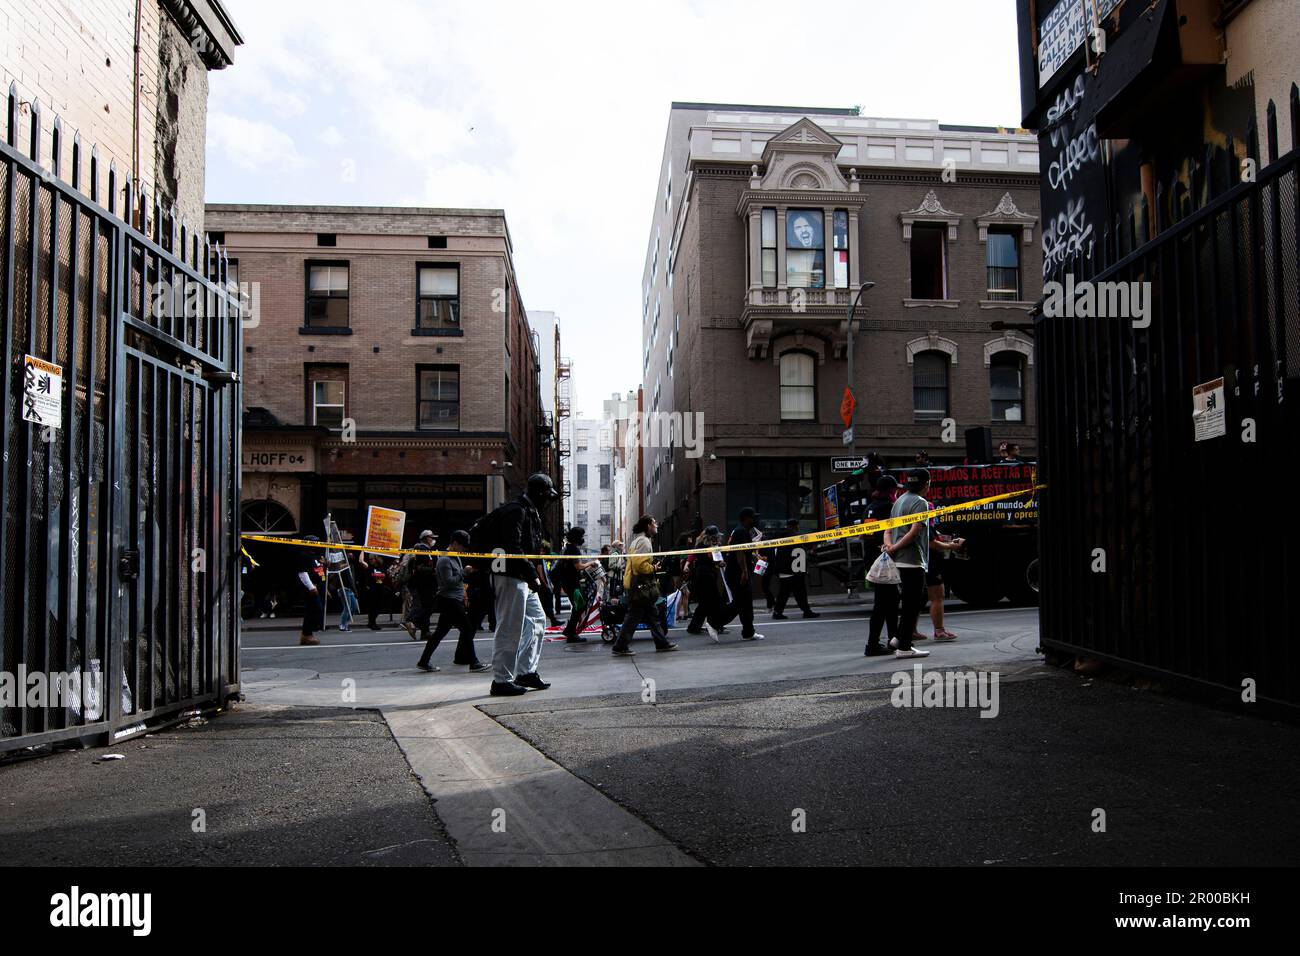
[{"x1": 206, "y1": 0, "x2": 1025, "y2": 417}]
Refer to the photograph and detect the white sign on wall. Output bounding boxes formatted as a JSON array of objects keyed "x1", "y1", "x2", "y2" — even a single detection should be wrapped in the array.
[
  {"x1": 1192, "y1": 378, "x2": 1226, "y2": 442},
  {"x1": 22, "y1": 354, "x2": 62, "y2": 429},
  {"x1": 1038, "y1": 0, "x2": 1088, "y2": 88}
]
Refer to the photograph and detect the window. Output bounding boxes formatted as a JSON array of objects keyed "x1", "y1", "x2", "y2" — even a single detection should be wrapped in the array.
[
  {"x1": 990, "y1": 353, "x2": 1025, "y2": 421},
  {"x1": 909, "y1": 224, "x2": 948, "y2": 300},
  {"x1": 913, "y1": 352, "x2": 950, "y2": 420},
  {"x1": 577, "y1": 464, "x2": 588, "y2": 490},
  {"x1": 761, "y1": 208, "x2": 777, "y2": 287},
  {"x1": 417, "y1": 265, "x2": 459, "y2": 330},
  {"x1": 306, "y1": 263, "x2": 349, "y2": 328},
  {"x1": 786, "y1": 209, "x2": 825, "y2": 289},
  {"x1": 779, "y1": 351, "x2": 816, "y2": 421},
  {"x1": 417, "y1": 366, "x2": 460, "y2": 431},
  {"x1": 599, "y1": 464, "x2": 611, "y2": 489},
  {"x1": 311, "y1": 379, "x2": 346, "y2": 428},
  {"x1": 986, "y1": 228, "x2": 1020, "y2": 301},
  {"x1": 577, "y1": 428, "x2": 589, "y2": 450},
  {"x1": 832, "y1": 210, "x2": 849, "y2": 289},
  {"x1": 599, "y1": 499, "x2": 612, "y2": 526}
]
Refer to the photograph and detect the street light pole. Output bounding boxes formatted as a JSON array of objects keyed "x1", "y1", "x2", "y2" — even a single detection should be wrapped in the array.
[{"x1": 845, "y1": 280, "x2": 875, "y2": 457}]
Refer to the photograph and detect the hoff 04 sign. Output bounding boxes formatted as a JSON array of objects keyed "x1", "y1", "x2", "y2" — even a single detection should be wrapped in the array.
[{"x1": 22, "y1": 354, "x2": 62, "y2": 429}]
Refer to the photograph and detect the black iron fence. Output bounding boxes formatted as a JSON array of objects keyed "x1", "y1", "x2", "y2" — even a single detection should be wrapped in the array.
[
  {"x1": 1, "y1": 83, "x2": 242, "y2": 754},
  {"x1": 1036, "y1": 87, "x2": 1298, "y2": 708}
]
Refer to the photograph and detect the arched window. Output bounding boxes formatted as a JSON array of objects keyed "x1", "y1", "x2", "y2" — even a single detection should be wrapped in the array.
[
  {"x1": 989, "y1": 352, "x2": 1025, "y2": 421},
  {"x1": 912, "y1": 351, "x2": 950, "y2": 420},
  {"x1": 780, "y1": 351, "x2": 816, "y2": 421}
]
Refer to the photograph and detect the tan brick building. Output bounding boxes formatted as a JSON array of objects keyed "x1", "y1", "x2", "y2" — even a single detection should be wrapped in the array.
[
  {"x1": 205, "y1": 204, "x2": 552, "y2": 548},
  {"x1": 1, "y1": 0, "x2": 241, "y2": 232},
  {"x1": 641, "y1": 104, "x2": 1041, "y2": 542}
]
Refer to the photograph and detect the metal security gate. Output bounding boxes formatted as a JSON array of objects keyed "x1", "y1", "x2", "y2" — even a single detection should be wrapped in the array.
[
  {"x1": 1036, "y1": 92, "x2": 1298, "y2": 708},
  {"x1": 1, "y1": 85, "x2": 241, "y2": 754}
]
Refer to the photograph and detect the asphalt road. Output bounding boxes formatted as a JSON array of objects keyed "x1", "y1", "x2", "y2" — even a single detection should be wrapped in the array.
[{"x1": 485, "y1": 668, "x2": 1300, "y2": 867}]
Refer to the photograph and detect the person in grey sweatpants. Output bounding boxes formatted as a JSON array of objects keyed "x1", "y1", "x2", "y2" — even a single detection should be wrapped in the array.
[
  {"x1": 485, "y1": 473, "x2": 561, "y2": 696},
  {"x1": 491, "y1": 576, "x2": 548, "y2": 687}
]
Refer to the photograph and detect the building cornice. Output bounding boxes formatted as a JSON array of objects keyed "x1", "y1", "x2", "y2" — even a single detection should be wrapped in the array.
[{"x1": 159, "y1": 0, "x2": 243, "y2": 69}]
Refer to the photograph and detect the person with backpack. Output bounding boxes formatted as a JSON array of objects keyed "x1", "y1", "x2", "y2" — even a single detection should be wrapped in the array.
[
  {"x1": 416, "y1": 531, "x2": 490, "y2": 673},
  {"x1": 556, "y1": 526, "x2": 598, "y2": 643},
  {"x1": 395, "y1": 530, "x2": 436, "y2": 638},
  {"x1": 474, "y1": 473, "x2": 559, "y2": 697}
]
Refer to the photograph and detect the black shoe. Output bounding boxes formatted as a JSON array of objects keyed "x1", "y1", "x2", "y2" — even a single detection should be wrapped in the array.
[
  {"x1": 416, "y1": 662, "x2": 440, "y2": 672},
  {"x1": 515, "y1": 672, "x2": 551, "y2": 691},
  {"x1": 565, "y1": 635, "x2": 589, "y2": 644},
  {"x1": 802, "y1": 611, "x2": 821, "y2": 618},
  {"x1": 490, "y1": 680, "x2": 527, "y2": 696},
  {"x1": 865, "y1": 644, "x2": 890, "y2": 657},
  {"x1": 685, "y1": 628, "x2": 704, "y2": 635},
  {"x1": 656, "y1": 642, "x2": 680, "y2": 652},
  {"x1": 771, "y1": 612, "x2": 787, "y2": 619},
  {"x1": 611, "y1": 646, "x2": 635, "y2": 656},
  {"x1": 468, "y1": 661, "x2": 491, "y2": 673}
]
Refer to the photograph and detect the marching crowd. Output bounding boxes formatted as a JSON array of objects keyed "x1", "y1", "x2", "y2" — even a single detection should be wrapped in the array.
[{"x1": 285, "y1": 467, "x2": 963, "y2": 697}]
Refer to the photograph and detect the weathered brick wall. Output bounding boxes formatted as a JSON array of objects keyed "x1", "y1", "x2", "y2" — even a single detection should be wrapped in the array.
[
  {"x1": 207, "y1": 206, "x2": 548, "y2": 496},
  {"x1": 651, "y1": 167, "x2": 1042, "y2": 529},
  {"x1": 1, "y1": 0, "x2": 212, "y2": 231}
]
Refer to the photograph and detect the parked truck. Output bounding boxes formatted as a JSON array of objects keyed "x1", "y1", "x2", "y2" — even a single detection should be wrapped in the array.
[{"x1": 814, "y1": 461, "x2": 1039, "y2": 607}]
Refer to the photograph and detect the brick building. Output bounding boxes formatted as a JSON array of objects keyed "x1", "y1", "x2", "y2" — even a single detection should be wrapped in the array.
[
  {"x1": 641, "y1": 103, "x2": 1041, "y2": 541},
  {"x1": 205, "y1": 204, "x2": 551, "y2": 549},
  {"x1": 1, "y1": 0, "x2": 241, "y2": 231}
]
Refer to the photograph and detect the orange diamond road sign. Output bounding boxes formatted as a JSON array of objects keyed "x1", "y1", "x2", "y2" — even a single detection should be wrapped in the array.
[{"x1": 840, "y1": 387, "x2": 856, "y2": 428}]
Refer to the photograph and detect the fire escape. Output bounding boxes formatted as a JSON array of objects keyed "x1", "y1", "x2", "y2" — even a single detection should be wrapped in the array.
[{"x1": 556, "y1": 344, "x2": 573, "y2": 498}]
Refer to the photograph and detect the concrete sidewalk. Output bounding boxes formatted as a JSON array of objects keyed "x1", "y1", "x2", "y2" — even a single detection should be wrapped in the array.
[{"x1": 0, "y1": 704, "x2": 460, "y2": 866}]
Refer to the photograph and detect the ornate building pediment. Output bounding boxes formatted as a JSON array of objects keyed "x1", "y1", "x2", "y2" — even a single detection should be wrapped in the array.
[
  {"x1": 753, "y1": 118, "x2": 854, "y2": 193},
  {"x1": 976, "y1": 191, "x2": 1037, "y2": 244},
  {"x1": 900, "y1": 190, "x2": 962, "y2": 241}
]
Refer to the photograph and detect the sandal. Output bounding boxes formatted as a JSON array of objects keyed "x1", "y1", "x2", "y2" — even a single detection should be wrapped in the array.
[{"x1": 933, "y1": 630, "x2": 958, "y2": 642}]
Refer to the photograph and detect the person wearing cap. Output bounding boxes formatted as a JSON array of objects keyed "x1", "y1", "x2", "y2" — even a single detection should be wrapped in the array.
[
  {"x1": 486, "y1": 473, "x2": 559, "y2": 696},
  {"x1": 864, "y1": 474, "x2": 901, "y2": 656},
  {"x1": 723, "y1": 507, "x2": 764, "y2": 642},
  {"x1": 884, "y1": 469, "x2": 933, "y2": 659},
  {"x1": 397, "y1": 530, "x2": 437, "y2": 639},
  {"x1": 417, "y1": 530, "x2": 490, "y2": 673},
  {"x1": 296, "y1": 536, "x2": 326, "y2": 646},
  {"x1": 771, "y1": 518, "x2": 819, "y2": 620}
]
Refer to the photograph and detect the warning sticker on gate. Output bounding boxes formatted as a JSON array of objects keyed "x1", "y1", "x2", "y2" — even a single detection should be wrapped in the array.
[
  {"x1": 22, "y1": 355, "x2": 62, "y2": 429},
  {"x1": 1192, "y1": 377, "x2": 1226, "y2": 442}
]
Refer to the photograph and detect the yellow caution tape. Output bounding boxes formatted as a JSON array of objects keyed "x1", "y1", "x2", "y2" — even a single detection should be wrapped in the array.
[{"x1": 239, "y1": 485, "x2": 1042, "y2": 561}]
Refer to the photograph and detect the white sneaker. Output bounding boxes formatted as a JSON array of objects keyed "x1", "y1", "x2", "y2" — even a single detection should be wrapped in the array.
[
  {"x1": 895, "y1": 647, "x2": 930, "y2": 658},
  {"x1": 889, "y1": 637, "x2": 899, "y2": 650},
  {"x1": 259, "y1": 612, "x2": 268, "y2": 619},
  {"x1": 743, "y1": 632, "x2": 764, "y2": 641},
  {"x1": 704, "y1": 621, "x2": 720, "y2": 643}
]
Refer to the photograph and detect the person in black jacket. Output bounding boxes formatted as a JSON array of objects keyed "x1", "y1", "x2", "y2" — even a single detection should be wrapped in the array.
[
  {"x1": 724, "y1": 508, "x2": 764, "y2": 641},
  {"x1": 488, "y1": 473, "x2": 559, "y2": 697},
  {"x1": 771, "y1": 518, "x2": 819, "y2": 619}
]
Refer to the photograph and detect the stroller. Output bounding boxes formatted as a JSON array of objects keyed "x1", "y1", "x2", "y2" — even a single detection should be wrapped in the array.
[{"x1": 598, "y1": 568, "x2": 627, "y2": 643}]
